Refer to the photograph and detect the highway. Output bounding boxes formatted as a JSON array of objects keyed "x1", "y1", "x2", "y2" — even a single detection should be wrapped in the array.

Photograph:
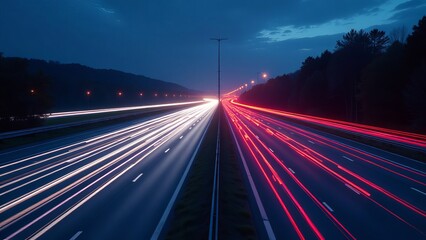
[
  {"x1": 223, "y1": 99, "x2": 426, "y2": 239},
  {"x1": 0, "y1": 100, "x2": 217, "y2": 239}
]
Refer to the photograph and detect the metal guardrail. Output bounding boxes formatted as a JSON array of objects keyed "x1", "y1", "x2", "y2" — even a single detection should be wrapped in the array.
[{"x1": 0, "y1": 111, "x2": 147, "y2": 140}]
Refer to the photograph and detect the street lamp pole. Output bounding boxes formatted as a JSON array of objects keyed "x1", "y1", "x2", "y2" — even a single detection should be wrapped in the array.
[{"x1": 210, "y1": 38, "x2": 227, "y2": 101}]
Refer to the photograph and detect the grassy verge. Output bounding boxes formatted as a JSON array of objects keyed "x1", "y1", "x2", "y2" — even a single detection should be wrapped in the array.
[
  {"x1": 218, "y1": 107, "x2": 258, "y2": 239},
  {"x1": 164, "y1": 105, "x2": 257, "y2": 239},
  {"x1": 0, "y1": 105, "x2": 190, "y2": 151},
  {"x1": 164, "y1": 107, "x2": 218, "y2": 239}
]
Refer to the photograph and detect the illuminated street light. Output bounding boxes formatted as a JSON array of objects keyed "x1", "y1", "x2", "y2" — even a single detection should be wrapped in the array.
[
  {"x1": 86, "y1": 90, "x2": 91, "y2": 96},
  {"x1": 30, "y1": 89, "x2": 35, "y2": 94},
  {"x1": 262, "y1": 73, "x2": 268, "y2": 79},
  {"x1": 251, "y1": 80, "x2": 255, "y2": 84},
  {"x1": 245, "y1": 83, "x2": 248, "y2": 87},
  {"x1": 139, "y1": 92, "x2": 143, "y2": 96},
  {"x1": 118, "y1": 91, "x2": 123, "y2": 96}
]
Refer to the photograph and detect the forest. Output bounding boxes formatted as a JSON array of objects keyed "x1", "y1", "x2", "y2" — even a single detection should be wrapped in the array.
[{"x1": 239, "y1": 16, "x2": 426, "y2": 134}]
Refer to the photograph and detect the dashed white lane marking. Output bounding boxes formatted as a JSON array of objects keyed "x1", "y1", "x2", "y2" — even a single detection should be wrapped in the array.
[
  {"x1": 345, "y1": 184, "x2": 360, "y2": 195},
  {"x1": 322, "y1": 202, "x2": 334, "y2": 212},
  {"x1": 179, "y1": 135, "x2": 183, "y2": 139},
  {"x1": 288, "y1": 168, "x2": 295, "y2": 174},
  {"x1": 69, "y1": 231, "x2": 82, "y2": 240},
  {"x1": 132, "y1": 173, "x2": 144, "y2": 183},
  {"x1": 165, "y1": 148, "x2": 170, "y2": 153},
  {"x1": 308, "y1": 140, "x2": 315, "y2": 144},
  {"x1": 411, "y1": 187, "x2": 426, "y2": 196},
  {"x1": 343, "y1": 156, "x2": 354, "y2": 162},
  {"x1": 269, "y1": 148, "x2": 274, "y2": 153}
]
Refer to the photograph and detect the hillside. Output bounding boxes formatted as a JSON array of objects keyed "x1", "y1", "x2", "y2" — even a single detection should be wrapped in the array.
[{"x1": 23, "y1": 59, "x2": 199, "y2": 111}]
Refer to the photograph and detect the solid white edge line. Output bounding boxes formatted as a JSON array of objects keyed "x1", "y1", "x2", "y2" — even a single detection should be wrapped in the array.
[
  {"x1": 322, "y1": 202, "x2": 334, "y2": 212},
  {"x1": 342, "y1": 156, "x2": 354, "y2": 162},
  {"x1": 411, "y1": 187, "x2": 426, "y2": 196},
  {"x1": 225, "y1": 112, "x2": 277, "y2": 240},
  {"x1": 151, "y1": 107, "x2": 216, "y2": 240},
  {"x1": 132, "y1": 173, "x2": 144, "y2": 183},
  {"x1": 69, "y1": 231, "x2": 82, "y2": 240}
]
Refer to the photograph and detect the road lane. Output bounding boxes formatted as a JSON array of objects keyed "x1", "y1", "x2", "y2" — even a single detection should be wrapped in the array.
[
  {"x1": 224, "y1": 99, "x2": 426, "y2": 239},
  {"x1": 0, "y1": 100, "x2": 217, "y2": 239}
]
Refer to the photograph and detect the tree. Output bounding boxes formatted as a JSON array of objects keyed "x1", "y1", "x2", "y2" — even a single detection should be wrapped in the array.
[
  {"x1": 369, "y1": 29, "x2": 390, "y2": 55},
  {"x1": 336, "y1": 29, "x2": 371, "y2": 51},
  {"x1": 406, "y1": 16, "x2": 426, "y2": 69},
  {"x1": 360, "y1": 42, "x2": 406, "y2": 127},
  {"x1": 0, "y1": 57, "x2": 52, "y2": 130},
  {"x1": 389, "y1": 25, "x2": 407, "y2": 43}
]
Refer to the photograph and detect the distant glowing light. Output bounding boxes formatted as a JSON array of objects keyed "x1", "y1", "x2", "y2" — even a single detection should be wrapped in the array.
[
  {"x1": 251, "y1": 80, "x2": 255, "y2": 84},
  {"x1": 86, "y1": 90, "x2": 91, "y2": 96},
  {"x1": 118, "y1": 91, "x2": 123, "y2": 96}
]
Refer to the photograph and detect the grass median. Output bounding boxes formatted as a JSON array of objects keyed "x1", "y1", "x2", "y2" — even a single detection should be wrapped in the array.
[{"x1": 164, "y1": 105, "x2": 257, "y2": 239}]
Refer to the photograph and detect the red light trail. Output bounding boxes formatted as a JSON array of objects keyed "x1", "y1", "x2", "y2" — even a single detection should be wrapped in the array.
[{"x1": 223, "y1": 98, "x2": 426, "y2": 239}]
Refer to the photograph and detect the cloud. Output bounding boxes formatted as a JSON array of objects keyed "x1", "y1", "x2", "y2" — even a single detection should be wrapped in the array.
[
  {"x1": 394, "y1": 0, "x2": 426, "y2": 11},
  {"x1": 1, "y1": 0, "x2": 425, "y2": 91},
  {"x1": 257, "y1": 0, "x2": 408, "y2": 42},
  {"x1": 99, "y1": 7, "x2": 115, "y2": 14}
]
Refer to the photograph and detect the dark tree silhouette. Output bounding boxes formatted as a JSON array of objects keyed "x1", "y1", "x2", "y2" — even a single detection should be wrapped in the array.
[
  {"x1": 389, "y1": 25, "x2": 407, "y2": 43},
  {"x1": 336, "y1": 29, "x2": 371, "y2": 51},
  {"x1": 404, "y1": 16, "x2": 426, "y2": 132},
  {"x1": 0, "y1": 56, "x2": 52, "y2": 130},
  {"x1": 360, "y1": 42, "x2": 406, "y2": 127},
  {"x1": 239, "y1": 16, "x2": 426, "y2": 134},
  {"x1": 369, "y1": 29, "x2": 390, "y2": 55}
]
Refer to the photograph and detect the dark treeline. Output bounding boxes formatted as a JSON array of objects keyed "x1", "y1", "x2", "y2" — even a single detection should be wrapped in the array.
[
  {"x1": 240, "y1": 16, "x2": 426, "y2": 134},
  {"x1": 0, "y1": 56, "x2": 199, "y2": 131}
]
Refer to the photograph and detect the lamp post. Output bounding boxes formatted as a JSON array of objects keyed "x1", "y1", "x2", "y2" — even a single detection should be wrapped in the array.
[{"x1": 210, "y1": 38, "x2": 227, "y2": 101}]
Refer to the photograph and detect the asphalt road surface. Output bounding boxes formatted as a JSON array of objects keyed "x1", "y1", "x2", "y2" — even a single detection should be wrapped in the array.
[
  {"x1": 224, "y1": 99, "x2": 426, "y2": 240},
  {"x1": 0, "y1": 100, "x2": 217, "y2": 240}
]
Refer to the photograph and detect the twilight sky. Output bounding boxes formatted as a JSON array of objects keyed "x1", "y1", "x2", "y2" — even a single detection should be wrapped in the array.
[{"x1": 1, "y1": 0, "x2": 425, "y2": 93}]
